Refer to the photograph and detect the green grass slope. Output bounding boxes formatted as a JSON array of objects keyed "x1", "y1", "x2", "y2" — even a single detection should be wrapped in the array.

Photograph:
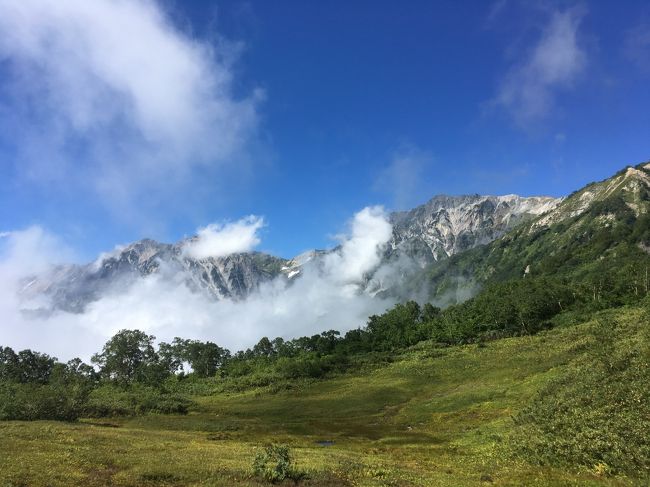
[{"x1": 2, "y1": 305, "x2": 648, "y2": 486}]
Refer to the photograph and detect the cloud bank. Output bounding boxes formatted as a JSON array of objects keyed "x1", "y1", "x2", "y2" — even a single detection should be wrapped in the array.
[
  {"x1": 0, "y1": 207, "x2": 396, "y2": 362},
  {"x1": 492, "y1": 7, "x2": 587, "y2": 126},
  {"x1": 0, "y1": 0, "x2": 260, "y2": 211},
  {"x1": 182, "y1": 216, "x2": 265, "y2": 259}
]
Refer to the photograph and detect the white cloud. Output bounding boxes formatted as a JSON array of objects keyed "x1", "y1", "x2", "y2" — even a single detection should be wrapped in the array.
[
  {"x1": 0, "y1": 226, "x2": 98, "y2": 360},
  {"x1": 0, "y1": 226, "x2": 75, "y2": 278},
  {"x1": 0, "y1": 208, "x2": 397, "y2": 361},
  {"x1": 182, "y1": 216, "x2": 265, "y2": 259},
  {"x1": 0, "y1": 0, "x2": 260, "y2": 211},
  {"x1": 324, "y1": 206, "x2": 393, "y2": 285},
  {"x1": 492, "y1": 8, "x2": 586, "y2": 126}
]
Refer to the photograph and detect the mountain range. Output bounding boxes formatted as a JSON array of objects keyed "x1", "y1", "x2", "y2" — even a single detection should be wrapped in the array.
[
  {"x1": 21, "y1": 192, "x2": 561, "y2": 313},
  {"x1": 22, "y1": 162, "x2": 650, "y2": 315}
]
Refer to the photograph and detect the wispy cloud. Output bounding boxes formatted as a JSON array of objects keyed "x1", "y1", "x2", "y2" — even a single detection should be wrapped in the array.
[
  {"x1": 624, "y1": 18, "x2": 650, "y2": 74},
  {"x1": 182, "y1": 216, "x2": 265, "y2": 260},
  {"x1": 0, "y1": 226, "x2": 76, "y2": 284},
  {"x1": 485, "y1": 0, "x2": 509, "y2": 27},
  {"x1": 0, "y1": 0, "x2": 260, "y2": 215},
  {"x1": 373, "y1": 146, "x2": 434, "y2": 210},
  {"x1": 490, "y1": 7, "x2": 587, "y2": 127}
]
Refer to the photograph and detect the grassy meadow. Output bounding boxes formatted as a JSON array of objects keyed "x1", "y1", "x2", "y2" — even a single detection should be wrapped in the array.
[{"x1": 2, "y1": 308, "x2": 646, "y2": 486}]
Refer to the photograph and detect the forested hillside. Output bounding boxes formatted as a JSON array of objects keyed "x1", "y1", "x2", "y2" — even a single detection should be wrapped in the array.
[{"x1": 425, "y1": 163, "x2": 650, "y2": 305}]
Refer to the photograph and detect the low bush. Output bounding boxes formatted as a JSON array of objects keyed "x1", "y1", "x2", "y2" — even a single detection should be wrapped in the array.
[
  {"x1": 275, "y1": 353, "x2": 346, "y2": 379},
  {"x1": 0, "y1": 382, "x2": 87, "y2": 421},
  {"x1": 84, "y1": 384, "x2": 193, "y2": 417},
  {"x1": 251, "y1": 444, "x2": 305, "y2": 483}
]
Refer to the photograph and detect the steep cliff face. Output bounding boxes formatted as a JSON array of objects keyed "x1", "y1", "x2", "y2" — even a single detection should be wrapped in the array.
[{"x1": 388, "y1": 194, "x2": 560, "y2": 265}]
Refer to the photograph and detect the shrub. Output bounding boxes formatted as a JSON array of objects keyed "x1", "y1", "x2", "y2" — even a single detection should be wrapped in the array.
[
  {"x1": 252, "y1": 444, "x2": 305, "y2": 483},
  {"x1": 83, "y1": 384, "x2": 192, "y2": 417},
  {"x1": 0, "y1": 382, "x2": 87, "y2": 421},
  {"x1": 509, "y1": 315, "x2": 650, "y2": 477}
]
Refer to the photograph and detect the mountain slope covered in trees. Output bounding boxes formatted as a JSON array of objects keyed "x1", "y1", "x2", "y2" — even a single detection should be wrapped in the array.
[{"x1": 423, "y1": 162, "x2": 650, "y2": 306}]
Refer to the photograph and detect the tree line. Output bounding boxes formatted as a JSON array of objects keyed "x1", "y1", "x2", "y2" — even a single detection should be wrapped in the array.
[{"x1": 3, "y1": 256, "x2": 649, "y2": 422}]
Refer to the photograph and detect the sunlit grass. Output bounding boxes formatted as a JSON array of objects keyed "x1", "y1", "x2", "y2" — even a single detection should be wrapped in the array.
[{"x1": 0, "y1": 309, "x2": 642, "y2": 486}]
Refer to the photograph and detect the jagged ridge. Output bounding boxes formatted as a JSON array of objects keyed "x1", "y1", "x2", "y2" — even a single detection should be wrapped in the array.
[{"x1": 22, "y1": 193, "x2": 561, "y2": 312}]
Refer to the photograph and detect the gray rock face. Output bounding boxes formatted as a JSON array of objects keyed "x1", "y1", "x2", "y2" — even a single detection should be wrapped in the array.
[
  {"x1": 23, "y1": 239, "x2": 289, "y2": 312},
  {"x1": 23, "y1": 193, "x2": 559, "y2": 312},
  {"x1": 387, "y1": 194, "x2": 560, "y2": 266}
]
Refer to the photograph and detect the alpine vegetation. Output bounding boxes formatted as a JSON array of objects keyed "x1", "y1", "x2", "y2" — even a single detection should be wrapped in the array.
[{"x1": 1, "y1": 1, "x2": 649, "y2": 485}]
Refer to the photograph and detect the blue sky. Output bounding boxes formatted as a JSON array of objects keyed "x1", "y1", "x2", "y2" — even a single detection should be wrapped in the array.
[{"x1": 0, "y1": 0, "x2": 649, "y2": 260}]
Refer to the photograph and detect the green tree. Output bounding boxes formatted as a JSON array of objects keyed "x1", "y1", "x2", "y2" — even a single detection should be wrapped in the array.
[
  {"x1": 167, "y1": 338, "x2": 229, "y2": 377},
  {"x1": 422, "y1": 303, "x2": 441, "y2": 321},
  {"x1": 0, "y1": 346, "x2": 20, "y2": 382},
  {"x1": 366, "y1": 301, "x2": 422, "y2": 350},
  {"x1": 91, "y1": 330, "x2": 160, "y2": 385},
  {"x1": 252, "y1": 337, "x2": 274, "y2": 358},
  {"x1": 0, "y1": 348, "x2": 57, "y2": 384}
]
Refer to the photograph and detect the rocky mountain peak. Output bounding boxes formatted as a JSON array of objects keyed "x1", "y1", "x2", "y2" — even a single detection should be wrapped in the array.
[
  {"x1": 388, "y1": 194, "x2": 560, "y2": 265},
  {"x1": 22, "y1": 191, "x2": 560, "y2": 313},
  {"x1": 532, "y1": 162, "x2": 650, "y2": 230}
]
